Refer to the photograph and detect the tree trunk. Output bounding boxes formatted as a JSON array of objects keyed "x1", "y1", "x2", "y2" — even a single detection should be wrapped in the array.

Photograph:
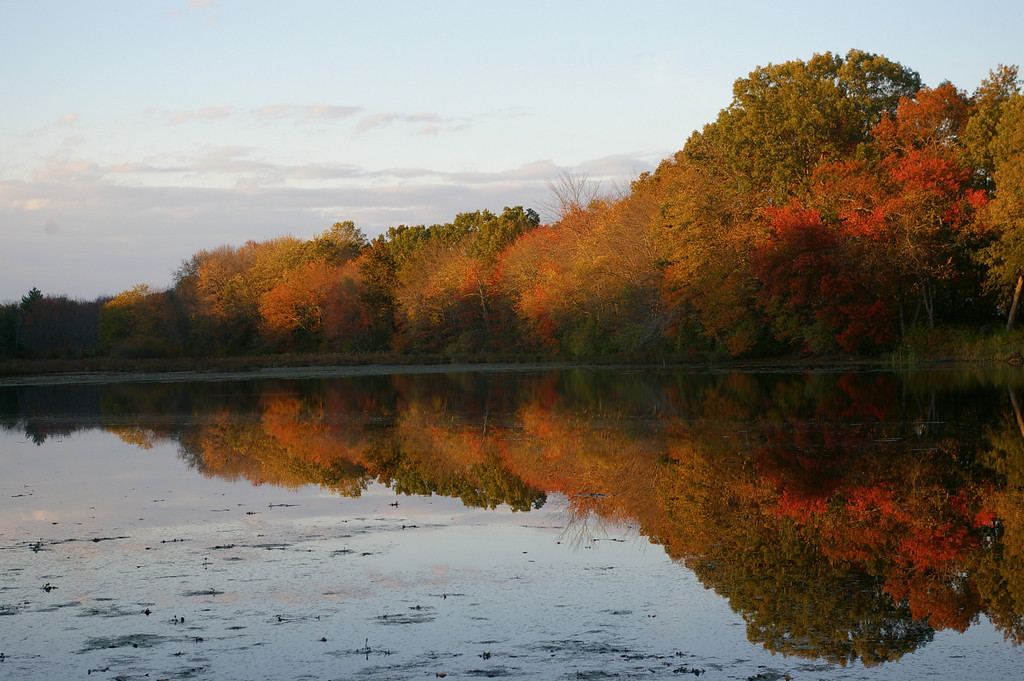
[
  {"x1": 910, "y1": 295, "x2": 922, "y2": 329},
  {"x1": 921, "y1": 279, "x2": 935, "y2": 329},
  {"x1": 898, "y1": 292, "x2": 905, "y2": 337},
  {"x1": 1007, "y1": 275, "x2": 1024, "y2": 332}
]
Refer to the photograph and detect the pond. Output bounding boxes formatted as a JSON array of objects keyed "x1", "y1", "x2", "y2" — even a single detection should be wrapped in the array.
[{"x1": 1, "y1": 365, "x2": 1023, "y2": 680}]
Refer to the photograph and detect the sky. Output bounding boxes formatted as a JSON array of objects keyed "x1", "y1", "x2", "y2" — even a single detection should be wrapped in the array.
[{"x1": 1, "y1": 0, "x2": 1022, "y2": 302}]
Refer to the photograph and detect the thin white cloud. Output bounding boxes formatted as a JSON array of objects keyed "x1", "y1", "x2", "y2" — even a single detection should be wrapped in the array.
[
  {"x1": 104, "y1": 162, "x2": 161, "y2": 175},
  {"x1": 306, "y1": 104, "x2": 363, "y2": 119},
  {"x1": 252, "y1": 104, "x2": 293, "y2": 120},
  {"x1": 288, "y1": 164, "x2": 364, "y2": 180},
  {"x1": 168, "y1": 107, "x2": 235, "y2": 125},
  {"x1": 98, "y1": 149, "x2": 366, "y2": 187},
  {"x1": 578, "y1": 154, "x2": 658, "y2": 179},
  {"x1": 254, "y1": 104, "x2": 363, "y2": 122},
  {"x1": 146, "y1": 104, "x2": 363, "y2": 127},
  {"x1": 10, "y1": 198, "x2": 51, "y2": 212},
  {"x1": 33, "y1": 159, "x2": 99, "y2": 182},
  {"x1": 483, "y1": 107, "x2": 530, "y2": 120},
  {"x1": 17, "y1": 143, "x2": 618, "y2": 199},
  {"x1": 353, "y1": 113, "x2": 399, "y2": 135},
  {"x1": 353, "y1": 111, "x2": 469, "y2": 136},
  {"x1": 98, "y1": 148, "x2": 260, "y2": 177},
  {"x1": 149, "y1": 146, "x2": 274, "y2": 182},
  {"x1": 139, "y1": 104, "x2": 486, "y2": 140},
  {"x1": 407, "y1": 113, "x2": 442, "y2": 124},
  {"x1": 430, "y1": 159, "x2": 633, "y2": 186}
]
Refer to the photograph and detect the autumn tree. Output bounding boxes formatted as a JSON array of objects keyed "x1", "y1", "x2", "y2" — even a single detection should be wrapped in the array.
[
  {"x1": 393, "y1": 240, "x2": 489, "y2": 352},
  {"x1": 306, "y1": 220, "x2": 367, "y2": 264},
  {"x1": 357, "y1": 224, "x2": 442, "y2": 350},
  {"x1": 463, "y1": 206, "x2": 540, "y2": 264},
  {"x1": 866, "y1": 84, "x2": 991, "y2": 328},
  {"x1": 100, "y1": 284, "x2": 153, "y2": 345},
  {"x1": 657, "y1": 50, "x2": 921, "y2": 355},
  {"x1": 978, "y1": 85, "x2": 1024, "y2": 328},
  {"x1": 708, "y1": 49, "x2": 921, "y2": 204},
  {"x1": 259, "y1": 260, "x2": 340, "y2": 349},
  {"x1": 489, "y1": 176, "x2": 672, "y2": 357},
  {"x1": 174, "y1": 240, "x2": 278, "y2": 352},
  {"x1": 256, "y1": 224, "x2": 369, "y2": 351},
  {"x1": 752, "y1": 203, "x2": 896, "y2": 353},
  {"x1": 493, "y1": 225, "x2": 572, "y2": 351},
  {"x1": 322, "y1": 259, "x2": 375, "y2": 352},
  {"x1": 657, "y1": 145, "x2": 787, "y2": 355},
  {"x1": 964, "y1": 65, "x2": 1022, "y2": 190},
  {"x1": 173, "y1": 224, "x2": 368, "y2": 353},
  {"x1": 747, "y1": 81, "x2": 993, "y2": 349},
  {"x1": 386, "y1": 207, "x2": 539, "y2": 353},
  {"x1": 560, "y1": 177, "x2": 674, "y2": 354}
]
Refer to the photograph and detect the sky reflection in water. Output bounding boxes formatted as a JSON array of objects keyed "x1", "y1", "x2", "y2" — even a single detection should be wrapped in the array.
[{"x1": 1, "y1": 367, "x2": 1024, "y2": 680}]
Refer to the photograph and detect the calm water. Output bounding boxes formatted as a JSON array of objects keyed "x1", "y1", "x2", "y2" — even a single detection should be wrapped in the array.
[{"x1": 1, "y1": 365, "x2": 1023, "y2": 680}]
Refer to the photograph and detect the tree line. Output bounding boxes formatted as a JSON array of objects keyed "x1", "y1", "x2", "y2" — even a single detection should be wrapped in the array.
[{"x1": 4, "y1": 49, "x2": 1023, "y2": 361}]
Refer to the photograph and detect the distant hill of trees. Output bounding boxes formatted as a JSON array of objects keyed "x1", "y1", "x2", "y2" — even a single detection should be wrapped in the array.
[{"x1": 4, "y1": 50, "x2": 1023, "y2": 362}]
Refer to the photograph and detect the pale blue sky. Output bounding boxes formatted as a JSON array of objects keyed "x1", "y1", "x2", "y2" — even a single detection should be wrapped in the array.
[{"x1": 1, "y1": 0, "x2": 1021, "y2": 300}]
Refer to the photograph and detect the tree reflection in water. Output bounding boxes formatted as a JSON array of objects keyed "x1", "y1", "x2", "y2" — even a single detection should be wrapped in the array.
[{"x1": 3, "y1": 367, "x2": 1024, "y2": 665}]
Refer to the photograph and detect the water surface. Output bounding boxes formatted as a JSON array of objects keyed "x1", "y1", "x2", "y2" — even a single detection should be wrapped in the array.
[{"x1": 2, "y1": 366, "x2": 1023, "y2": 679}]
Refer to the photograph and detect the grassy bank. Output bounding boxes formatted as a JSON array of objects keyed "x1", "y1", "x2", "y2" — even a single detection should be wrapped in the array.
[
  {"x1": 4, "y1": 328, "x2": 1024, "y2": 381},
  {"x1": 890, "y1": 327, "x2": 1024, "y2": 366},
  {"x1": 0, "y1": 351, "x2": 586, "y2": 381}
]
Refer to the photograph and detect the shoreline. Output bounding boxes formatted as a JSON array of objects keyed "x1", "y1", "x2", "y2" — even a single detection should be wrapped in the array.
[
  {"x1": 0, "y1": 361, "x2": 581, "y2": 387},
  {"x1": 0, "y1": 353, "x2": 982, "y2": 388}
]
